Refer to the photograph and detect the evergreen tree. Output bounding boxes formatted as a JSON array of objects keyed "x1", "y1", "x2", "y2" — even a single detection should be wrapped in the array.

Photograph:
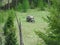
[
  {"x1": 22, "y1": 0, "x2": 30, "y2": 12},
  {"x1": 36, "y1": 0, "x2": 60, "y2": 45},
  {"x1": 5, "y1": 27, "x2": 18, "y2": 45},
  {"x1": 33, "y1": 0, "x2": 38, "y2": 7},
  {"x1": 0, "y1": 0, "x2": 2, "y2": 7},
  {"x1": 3, "y1": 10, "x2": 18, "y2": 45},
  {"x1": 3, "y1": 10, "x2": 15, "y2": 35},
  {"x1": 38, "y1": 0, "x2": 44, "y2": 10},
  {"x1": 0, "y1": 37, "x2": 2, "y2": 45}
]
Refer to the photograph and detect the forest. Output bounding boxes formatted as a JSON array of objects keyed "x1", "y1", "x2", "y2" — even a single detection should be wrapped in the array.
[{"x1": 0, "y1": 0, "x2": 60, "y2": 45}]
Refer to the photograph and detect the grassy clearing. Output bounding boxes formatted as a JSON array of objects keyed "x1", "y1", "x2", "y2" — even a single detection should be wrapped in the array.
[
  {"x1": 16, "y1": 9, "x2": 50, "y2": 45},
  {"x1": 0, "y1": 9, "x2": 50, "y2": 45}
]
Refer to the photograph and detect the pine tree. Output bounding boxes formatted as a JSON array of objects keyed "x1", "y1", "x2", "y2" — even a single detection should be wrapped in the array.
[
  {"x1": 5, "y1": 27, "x2": 18, "y2": 45},
  {"x1": 22, "y1": 0, "x2": 30, "y2": 12},
  {"x1": 38, "y1": 0, "x2": 44, "y2": 10},
  {"x1": 3, "y1": 10, "x2": 15, "y2": 35},
  {"x1": 33, "y1": 0, "x2": 38, "y2": 7},
  {"x1": 36, "y1": 0, "x2": 60, "y2": 45},
  {"x1": 3, "y1": 10, "x2": 18, "y2": 45}
]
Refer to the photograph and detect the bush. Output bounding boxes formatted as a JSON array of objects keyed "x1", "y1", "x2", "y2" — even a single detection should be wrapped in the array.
[
  {"x1": 22, "y1": 0, "x2": 30, "y2": 12},
  {"x1": 0, "y1": 9, "x2": 15, "y2": 24},
  {"x1": 3, "y1": 10, "x2": 18, "y2": 45},
  {"x1": 37, "y1": 0, "x2": 45, "y2": 10},
  {"x1": 5, "y1": 27, "x2": 18, "y2": 45},
  {"x1": 36, "y1": 0, "x2": 60, "y2": 45},
  {"x1": 0, "y1": 11, "x2": 8, "y2": 24},
  {"x1": 3, "y1": 9, "x2": 15, "y2": 35},
  {"x1": 16, "y1": 3, "x2": 23, "y2": 12}
]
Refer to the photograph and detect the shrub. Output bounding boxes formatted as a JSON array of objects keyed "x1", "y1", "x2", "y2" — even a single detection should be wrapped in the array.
[
  {"x1": 36, "y1": 0, "x2": 60, "y2": 45},
  {"x1": 22, "y1": 0, "x2": 30, "y2": 12},
  {"x1": 37, "y1": 0, "x2": 45, "y2": 10},
  {"x1": 3, "y1": 10, "x2": 18, "y2": 45},
  {"x1": 16, "y1": 3, "x2": 23, "y2": 12},
  {"x1": 0, "y1": 11, "x2": 8, "y2": 23}
]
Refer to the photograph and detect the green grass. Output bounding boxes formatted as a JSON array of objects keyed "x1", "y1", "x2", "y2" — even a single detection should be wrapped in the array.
[
  {"x1": 15, "y1": 9, "x2": 50, "y2": 45},
  {"x1": 0, "y1": 9, "x2": 50, "y2": 45}
]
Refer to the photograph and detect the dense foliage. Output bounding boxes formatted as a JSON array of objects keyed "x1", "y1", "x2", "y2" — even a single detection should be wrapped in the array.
[
  {"x1": 0, "y1": 0, "x2": 52, "y2": 11},
  {"x1": 38, "y1": 0, "x2": 44, "y2": 10},
  {"x1": 36, "y1": 0, "x2": 60, "y2": 45},
  {"x1": 0, "y1": 0, "x2": 60, "y2": 45},
  {"x1": 3, "y1": 10, "x2": 18, "y2": 45},
  {"x1": 22, "y1": 0, "x2": 30, "y2": 12}
]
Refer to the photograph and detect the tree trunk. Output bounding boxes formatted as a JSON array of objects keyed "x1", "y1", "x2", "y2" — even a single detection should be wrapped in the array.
[
  {"x1": 48, "y1": 0, "x2": 51, "y2": 8},
  {"x1": 8, "y1": 0, "x2": 10, "y2": 9},
  {"x1": 15, "y1": 14, "x2": 24, "y2": 45}
]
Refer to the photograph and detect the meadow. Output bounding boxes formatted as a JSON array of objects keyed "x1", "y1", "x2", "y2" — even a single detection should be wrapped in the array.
[
  {"x1": 0, "y1": 0, "x2": 60, "y2": 45},
  {"x1": 0, "y1": 9, "x2": 50, "y2": 45},
  {"x1": 13, "y1": 9, "x2": 49, "y2": 45}
]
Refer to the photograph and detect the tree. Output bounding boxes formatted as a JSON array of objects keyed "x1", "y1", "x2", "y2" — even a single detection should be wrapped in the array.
[
  {"x1": 8, "y1": 0, "x2": 10, "y2": 9},
  {"x1": 36, "y1": 0, "x2": 60, "y2": 45},
  {"x1": 3, "y1": 10, "x2": 18, "y2": 45},
  {"x1": 5, "y1": 27, "x2": 18, "y2": 45},
  {"x1": 22, "y1": 0, "x2": 30, "y2": 12},
  {"x1": 0, "y1": 0, "x2": 2, "y2": 7},
  {"x1": 38, "y1": 0, "x2": 44, "y2": 10}
]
